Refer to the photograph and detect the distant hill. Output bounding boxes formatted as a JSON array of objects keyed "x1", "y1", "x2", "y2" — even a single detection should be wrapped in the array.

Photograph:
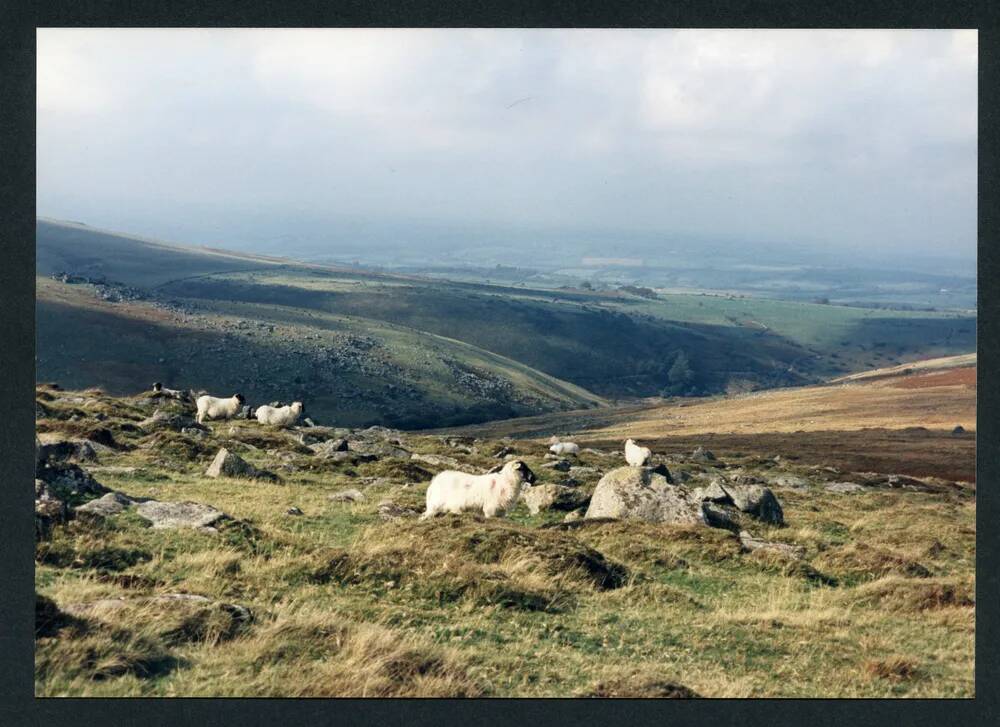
[{"x1": 36, "y1": 218, "x2": 976, "y2": 428}]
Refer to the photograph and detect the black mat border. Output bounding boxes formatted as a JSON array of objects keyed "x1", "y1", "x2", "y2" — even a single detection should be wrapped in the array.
[{"x1": 0, "y1": 1, "x2": 997, "y2": 725}]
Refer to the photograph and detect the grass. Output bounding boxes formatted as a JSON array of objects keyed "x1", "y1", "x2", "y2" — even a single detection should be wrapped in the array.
[{"x1": 35, "y1": 385, "x2": 975, "y2": 697}]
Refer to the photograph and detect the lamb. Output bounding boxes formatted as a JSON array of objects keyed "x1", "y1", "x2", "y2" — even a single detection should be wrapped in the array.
[
  {"x1": 624, "y1": 438, "x2": 652, "y2": 466},
  {"x1": 255, "y1": 401, "x2": 304, "y2": 428},
  {"x1": 195, "y1": 393, "x2": 246, "y2": 424},
  {"x1": 421, "y1": 459, "x2": 537, "y2": 519},
  {"x1": 549, "y1": 441, "x2": 580, "y2": 456}
]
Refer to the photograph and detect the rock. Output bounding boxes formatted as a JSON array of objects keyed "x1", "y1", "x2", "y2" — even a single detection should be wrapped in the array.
[
  {"x1": 302, "y1": 417, "x2": 316, "y2": 427},
  {"x1": 541, "y1": 459, "x2": 572, "y2": 472},
  {"x1": 691, "y1": 446, "x2": 716, "y2": 462},
  {"x1": 691, "y1": 479, "x2": 730, "y2": 503},
  {"x1": 138, "y1": 409, "x2": 200, "y2": 433},
  {"x1": 329, "y1": 489, "x2": 366, "y2": 503},
  {"x1": 74, "y1": 491, "x2": 134, "y2": 518},
  {"x1": 493, "y1": 445, "x2": 515, "y2": 458},
  {"x1": 739, "y1": 531, "x2": 806, "y2": 560},
  {"x1": 769, "y1": 474, "x2": 808, "y2": 489},
  {"x1": 560, "y1": 478, "x2": 581, "y2": 488},
  {"x1": 568, "y1": 466, "x2": 601, "y2": 479},
  {"x1": 347, "y1": 440, "x2": 410, "y2": 459},
  {"x1": 286, "y1": 507, "x2": 304, "y2": 516},
  {"x1": 181, "y1": 427, "x2": 206, "y2": 438},
  {"x1": 376, "y1": 500, "x2": 421, "y2": 521},
  {"x1": 650, "y1": 463, "x2": 675, "y2": 483},
  {"x1": 36, "y1": 463, "x2": 108, "y2": 498},
  {"x1": 309, "y1": 438, "x2": 350, "y2": 456},
  {"x1": 236, "y1": 405, "x2": 254, "y2": 420},
  {"x1": 702, "y1": 502, "x2": 741, "y2": 531},
  {"x1": 35, "y1": 438, "x2": 99, "y2": 465},
  {"x1": 135, "y1": 500, "x2": 229, "y2": 531},
  {"x1": 825, "y1": 482, "x2": 866, "y2": 494},
  {"x1": 205, "y1": 448, "x2": 280, "y2": 483},
  {"x1": 724, "y1": 484, "x2": 784, "y2": 526},
  {"x1": 585, "y1": 466, "x2": 705, "y2": 526},
  {"x1": 35, "y1": 479, "x2": 68, "y2": 539},
  {"x1": 522, "y1": 484, "x2": 590, "y2": 515},
  {"x1": 952, "y1": 425, "x2": 965, "y2": 435},
  {"x1": 563, "y1": 509, "x2": 586, "y2": 523},
  {"x1": 410, "y1": 452, "x2": 462, "y2": 470}
]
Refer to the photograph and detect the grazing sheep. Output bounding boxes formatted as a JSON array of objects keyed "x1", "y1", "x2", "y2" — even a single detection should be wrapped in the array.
[
  {"x1": 255, "y1": 401, "x2": 304, "y2": 428},
  {"x1": 421, "y1": 460, "x2": 537, "y2": 519},
  {"x1": 195, "y1": 393, "x2": 246, "y2": 424},
  {"x1": 549, "y1": 441, "x2": 580, "y2": 456},
  {"x1": 624, "y1": 438, "x2": 652, "y2": 467},
  {"x1": 151, "y1": 382, "x2": 193, "y2": 402}
]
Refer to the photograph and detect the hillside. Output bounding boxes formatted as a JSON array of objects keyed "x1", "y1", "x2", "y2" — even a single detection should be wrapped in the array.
[
  {"x1": 37, "y1": 219, "x2": 976, "y2": 428},
  {"x1": 441, "y1": 354, "x2": 977, "y2": 482},
  {"x1": 34, "y1": 378, "x2": 974, "y2": 697}
]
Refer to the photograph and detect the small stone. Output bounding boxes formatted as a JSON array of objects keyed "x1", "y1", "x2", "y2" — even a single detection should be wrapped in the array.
[{"x1": 329, "y1": 489, "x2": 365, "y2": 503}]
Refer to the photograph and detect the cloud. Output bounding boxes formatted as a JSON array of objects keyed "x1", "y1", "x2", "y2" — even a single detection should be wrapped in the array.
[{"x1": 36, "y1": 28, "x2": 977, "y2": 260}]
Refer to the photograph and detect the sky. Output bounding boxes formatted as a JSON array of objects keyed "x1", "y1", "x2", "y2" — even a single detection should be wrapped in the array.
[{"x1": 36, "y1": 28, "x2": 977, "y2": 266}]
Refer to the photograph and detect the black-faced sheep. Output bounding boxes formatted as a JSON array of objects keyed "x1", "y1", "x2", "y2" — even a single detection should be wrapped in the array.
[
  {"x1": 255, "y1": 401, "x2": 304, "y2": 428},
  {"x1": 420, "y1": 460, "x2": 536, "y2": 519},
  {"x1": 195, "y1": 393, "x2": 245, "y2": 424}
]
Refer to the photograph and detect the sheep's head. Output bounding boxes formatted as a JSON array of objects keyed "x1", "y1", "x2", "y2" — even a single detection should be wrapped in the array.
[
  {"x1": 234, "y1": 393, "x2": 246, "y2": 404},
  {"x1": 548, "y1": 435, "x2": 560, "y2": 445},
  {"x1": 625, "y1": 438, "x2": 635, "y2": 447},
  {"x1": 291, "y1": 401, "x2": 304, "y2": 414},
  {"x1": 506, "y1": 459, "x2": 536, "y2": 485}
]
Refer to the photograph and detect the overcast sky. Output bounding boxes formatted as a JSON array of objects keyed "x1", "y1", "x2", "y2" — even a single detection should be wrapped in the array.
[{"x1": 37, "y1": 28, "x2": 977, "y2": 263}]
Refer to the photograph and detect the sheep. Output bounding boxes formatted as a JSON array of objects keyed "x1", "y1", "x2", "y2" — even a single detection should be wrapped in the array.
[
  {"x1": 255, "y1": 401, "x2": 304, "y2": 428},
  {"x1": 549, "y1": 441, "x2": 580, "y2": 456},
  {"x1": 421, "y1": 459, "x2": 536, "y2": 519},
  {"x1": 624, "y1": 438, "x2": 652, "y2": 467},
  {"x1": 195, "y1": 393, "x2": 246, "y2": 424},
  {"x1": 151, "y1": 382, "x2": 193, "y2": 403}
]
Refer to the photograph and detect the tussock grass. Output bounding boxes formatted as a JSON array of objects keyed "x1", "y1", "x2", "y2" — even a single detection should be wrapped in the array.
[{"x1": 35, "y1": 387, "x2": 975, "y2": 697}]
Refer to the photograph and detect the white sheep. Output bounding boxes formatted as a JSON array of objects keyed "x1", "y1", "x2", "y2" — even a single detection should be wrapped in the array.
[
  {"x1": 549, "y1": 441, "x2": 580, "y2": 456},
  {"x1": 255, "y1": 401, "x2": 304, "y2": 428},
  {"x1": 624, "y1": 438, "x2": 652, "y2": 466},
  {"x1": 420, "y1": 460, "x2": 537, "y2": 519},
  {"x1": 195, "y1": 393, "x2": 246, "y2": 424}
]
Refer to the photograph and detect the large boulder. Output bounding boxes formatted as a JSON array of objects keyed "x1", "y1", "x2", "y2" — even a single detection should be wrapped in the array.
[
  {"x1": 585, "y1": 467, "x2": 705, "y2": 525},
  {"x1": 523, "y1": 484, "x2": 590, "y2": 515},
  {"x1": 36, "y1": 463, "x2": 108, "y2": 499},
  {"x1": 410, "y1": 452, "x2": 462, "y2": 470},
  {"x1": 205, "y1": 448, "x2": 280, "y2": 483},
  {"x1": 135, "y1": 500, "x2": 229, "y2": 531},
  {"x1": 724, "y1": 484, "x2": 784, "y2": 526},
  {"x1": 347, "y1": 439, "x2": 411, "y2": 459}
]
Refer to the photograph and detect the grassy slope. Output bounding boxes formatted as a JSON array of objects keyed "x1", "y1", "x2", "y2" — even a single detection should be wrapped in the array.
[
  {"x1": 37, "y1": 277, "x2": 603, "y2": 429},
  {"x1": 38, "y1": 219, "x2": 977, "y2": 410},
  {"x1": 35, "y1": 386, "x2": 974, "y2": 697}
]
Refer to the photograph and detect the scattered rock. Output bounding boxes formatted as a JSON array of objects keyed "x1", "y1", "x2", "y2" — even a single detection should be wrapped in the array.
[
  {"x1": 205, "y1": 448, "x2": 280, "y2": 483},
  {"x1": 691, "y1": 446, "x2": 716, "y2": 462},
  {"x1": 724, "y1": 484, "x2": 784, "y2": 526},
  {"x1": 138, "y1": 409, "x2": 201, "y2": 433},
  {"x1": 285, "y1": 507, "x2": 304, "y2": 516},
  {"x1": 650, "y1": 463, "x2": 675, "y2": 483},
  {"x1": 825, "y1": 482, "x2": 867, "y2": 494},
  {"x1": 135, "y1": 500, "x2": 230, "y2": 531},
  {"x1": 309, "y1": 438, "x2": 349, "y2": 456},
  {"x1": 739, "y1": 531, "x2": 806, "y2": 559},
  {"x1": 769, "y1": 474, "x2": 808, "y2": 489},
  {"x1": 376, "y1": 500, "x2": 421, "y2": 521},
  {"x1": 568, "y1": 466, "x2": 601, "y2": 479},
  {"x1": 329, "y1": 489, "x2": 366, "y2": 503},
  {"x1": 523, "y1": 484, "x2": 590, "y2": 515},
  {"x1": 952, "y1": 425, "x2": 965, "y2": 435},
  {"x1": 410, "y1": 452, "x2": 462, "y2": 470},
  {"x1": 74, "y1": 491, "x2": 135, "y2": 519},
  {"x1": 541, "y1": 459, "x2": 572, "y2": 472},
  {"x1": 493, "y1": 445, "x2": 515, "y2": 458},
  {"x1": 585, "y1": 466, "x2": 705, "y2": 526},
  {"x1": 36, "y1": 463, "x2": 109, "y2": 498},
  {"x1": 563, "y1": 509, "x2": 586, "y2": 523}
]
